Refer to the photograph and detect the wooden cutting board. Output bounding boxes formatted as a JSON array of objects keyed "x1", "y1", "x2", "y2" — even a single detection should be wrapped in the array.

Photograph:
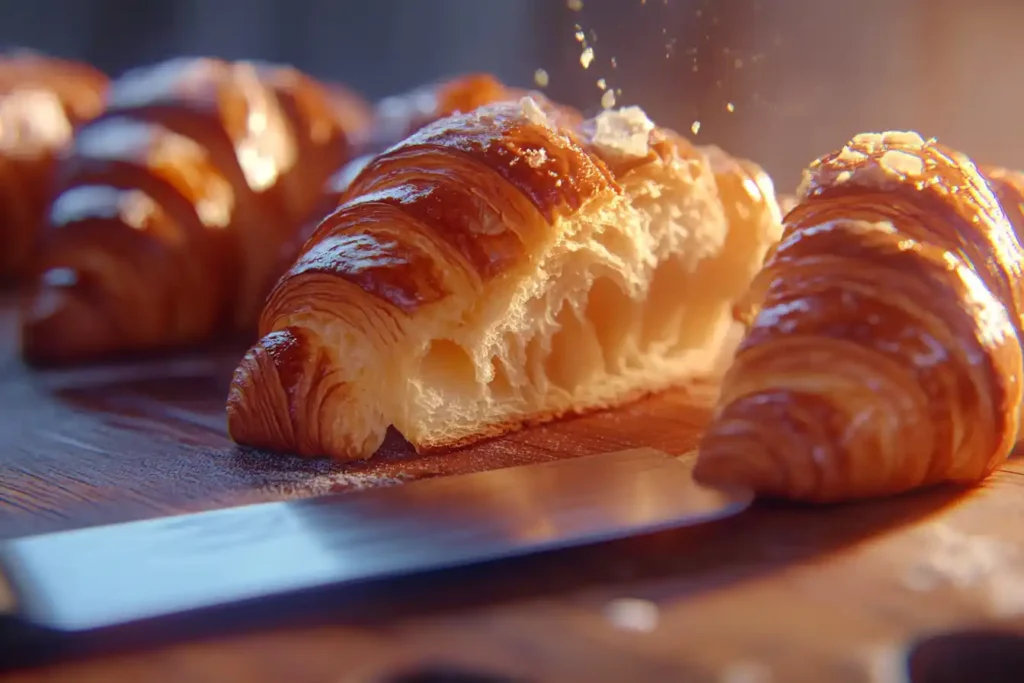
[{"x1": 3, "y1": 291, "x2": 1024, "y2": 683}]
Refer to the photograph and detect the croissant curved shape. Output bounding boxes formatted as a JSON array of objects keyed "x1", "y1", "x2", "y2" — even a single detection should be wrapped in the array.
[
  {"x1": 226, "y1": 97, "x2": 783, "y2": 460},
  {"x1": 694, "y1": 131, "x2": 1024, "y2": 503},
  {"x1": 0, "y1": 53, "x2": 108, "y2": 280},
  {"x1": 19, "y1": 56, "x2": 372, "y2": 365}
]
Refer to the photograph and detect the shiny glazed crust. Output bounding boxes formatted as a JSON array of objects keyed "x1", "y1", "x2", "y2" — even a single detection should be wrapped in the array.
[
  {"x1": 19, "y1": 56, "x2": 372, "y2": 365},
  {"x1": 695, "y1": 132, "x2": 1024, "y2": 502},
  {"x1": 227, "y1": 98, "x2": 783, "y2": 461},
  {"x1": 289, "y1": 74, "x2": 526, "y2": 276},
  {"x1": 0, "y1": 54, "x2": 108, "y2": 279}
]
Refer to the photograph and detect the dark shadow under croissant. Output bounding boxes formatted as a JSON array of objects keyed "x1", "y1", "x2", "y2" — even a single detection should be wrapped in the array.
[
  {"x1": 695, "y1": 131, "x2": 1024, "y2": 503},
  {"x1": 19, "y1": 56, "x2": 372, "y2": 366},
  {"x1": 0, "y1": 53, "x2": 108, "y2": 281}
]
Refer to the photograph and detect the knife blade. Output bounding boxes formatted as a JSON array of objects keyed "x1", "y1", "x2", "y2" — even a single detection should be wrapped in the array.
[{"x1": 0, "y1": 448, "x2": 751, "y2": 633}]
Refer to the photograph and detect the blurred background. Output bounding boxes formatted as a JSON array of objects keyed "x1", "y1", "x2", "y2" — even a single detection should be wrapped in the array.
[{"x1": 3, "y1": 0, "x2": 1021, "y2": 190}]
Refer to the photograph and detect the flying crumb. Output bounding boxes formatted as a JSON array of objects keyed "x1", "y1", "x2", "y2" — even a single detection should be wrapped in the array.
[
  {"x1": 597, "y1": 78, "x2": 607, "y2": 90},
  {"x1": 567, "y1": 0, "x2": 584, "y2": 10},
  {"x1": 726, "y1": 102, "x2": 736, "y2": 113},
  {"x1": 691, "y1": 120, "x2": 701, "y2": 135},
  {"x1": 580, "y1": 47, "x2": 595, "y2": 69},
  {"x1": 601, "y1": 89, "x2": 616, "y2": 109},
  {"x1": 534, "y1": 69, "x2": 549, "y2": 88}
]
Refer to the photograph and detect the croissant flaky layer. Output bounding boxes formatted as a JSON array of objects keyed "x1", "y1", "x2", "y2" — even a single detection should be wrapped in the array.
[
  {"x1": 695, "y1": 131, "x2": 1024, "y2": 503},
  {"x1": 19, "y1": 56, "x2": 372, "y2": 365},
  {"x1": 0, "y1": 54, "x2": 108, "y2": 279},
  {"x1": 227, "y1": 97, "x2": 783, "y2": 460}
]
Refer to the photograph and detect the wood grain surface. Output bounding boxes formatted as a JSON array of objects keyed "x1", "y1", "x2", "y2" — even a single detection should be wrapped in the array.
[{"x1": 3, "y1": 291, "x2": 1024, "y2": 683}]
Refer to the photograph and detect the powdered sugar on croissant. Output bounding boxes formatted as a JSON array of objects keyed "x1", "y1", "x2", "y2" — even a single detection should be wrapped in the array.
[
  {"x1": 695, "y1": 132, "x2": 1024, "y2": 502},
  {"x1": 227, "y1": 97, "x2": 783, "y2": 460}
]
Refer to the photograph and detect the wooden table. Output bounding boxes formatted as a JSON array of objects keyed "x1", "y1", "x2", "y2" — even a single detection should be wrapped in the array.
[{"x1": 3, "y1": 291, "x2": 1024, "y2": 683}]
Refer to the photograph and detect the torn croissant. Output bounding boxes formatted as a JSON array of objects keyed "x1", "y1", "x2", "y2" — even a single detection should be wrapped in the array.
[
  {"x1": 0, "y1": 53, "x2": 108, "y2": 280},
  {"x1": 227, "y1": 97, "x2": 783, "y2": 460},
  {"x1": 19, "y1": 56, "x2": 371, "y2": 365},
  {"x1": 695, "y1": 132, "x2": 1024, "y2": 503}
]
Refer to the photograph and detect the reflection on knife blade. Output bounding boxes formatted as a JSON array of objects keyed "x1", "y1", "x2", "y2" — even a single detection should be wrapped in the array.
[{"x1": 0, "y1": 447, "x2": 752, "y2": 632}]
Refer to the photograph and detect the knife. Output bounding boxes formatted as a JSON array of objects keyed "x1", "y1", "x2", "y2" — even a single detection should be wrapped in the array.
[{"x1": 0, "y1": 448, "x2": 752, "y2": 633}]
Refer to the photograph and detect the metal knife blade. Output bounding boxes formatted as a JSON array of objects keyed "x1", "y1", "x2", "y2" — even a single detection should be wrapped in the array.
[{"x1": 0, "y1": 448, "x2": 752, "y2": 632}]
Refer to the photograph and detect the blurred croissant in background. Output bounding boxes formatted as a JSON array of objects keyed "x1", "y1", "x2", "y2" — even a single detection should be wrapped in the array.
[
  {"x1": 226, "y1": 97, "x2": 783, "y2": 461},
  {"x1": 695, "y1": 132, "x2": 1024, "y2": 503},
  {"x1": 0, "y1": 52, "x2": 108, "y2": 280},
  {"x1": 19, "y1": 56, "x2": 373, "y2": 366}
]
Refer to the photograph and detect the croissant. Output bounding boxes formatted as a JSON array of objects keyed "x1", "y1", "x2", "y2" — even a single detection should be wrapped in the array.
[
  {"x1": 226, "y1": 97, "x2": 783, "y2": 460},
  {"x1": 19, "y1": 56, "x2": 372, "y2": 365},
  {"x1": 284, "y1": 74, "x2": 535, "y2": 269},
  {"x1": 0, "y1": 53, "x2": 108, "y2": 280},
  {"x1": 694, "y1": 131, "x2": 1024, "y2": 503}
]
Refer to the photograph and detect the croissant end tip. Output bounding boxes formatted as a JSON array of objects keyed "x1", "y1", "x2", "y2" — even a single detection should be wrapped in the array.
[
  {"x1": 692, "y1": 441, "x2": 787, "y2": 498},
  {"x1": 225, "y1": 335, "x2": 294, "y2": 454}
]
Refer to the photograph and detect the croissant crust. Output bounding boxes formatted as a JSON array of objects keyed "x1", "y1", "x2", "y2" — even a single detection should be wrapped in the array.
[{"x1": 695, "y1": 131, "x2": 1024, "y2": 502}]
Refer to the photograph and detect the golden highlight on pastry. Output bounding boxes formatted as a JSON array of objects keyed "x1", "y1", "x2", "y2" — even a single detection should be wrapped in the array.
[
  {"x1": 288, "y1": 73, "x2": 532, "y2": 270},
  {"x1": 0, "y1": 53, "x2": 108, "y2": 280},
  {"x1": 19, "y1": 56, "x2": 372, "y2": 365},
  {"x1": 227, "y1": 97, "x2": 783, "y2": 460},
  {"x1": 695, "y1": 132, "x2": 1024, "y2": 503}
]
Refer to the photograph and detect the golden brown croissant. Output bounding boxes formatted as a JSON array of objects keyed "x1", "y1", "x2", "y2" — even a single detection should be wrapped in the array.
[
  {"x1": 694, "y1": 131, "x2": 1024, "y2": 503},
  {"x1": 0, "y1": 53, "x2": 108, "y2": 280},
  {"x1": 285, "y1": 73, "x2": 535, "y2": 271},
  {"x1": 19, "y1": 56, "x2": 372, "y2": 365},
  {"x1": 226, "y1": 97, "x2": 783, "y2": 460}
]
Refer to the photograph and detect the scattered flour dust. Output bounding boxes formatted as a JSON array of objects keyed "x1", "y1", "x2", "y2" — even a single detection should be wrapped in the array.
[
  {"x1": 900, "y1": 522, "x2": 1024, "y2": 617},
  {"x1": 602, "y1": 598, "x2": 659, "y2": 632},
  {"x1": 257, "y1": 469, "x2": 409, "y2": 498},
  {"x1": 230, "y1": 448, "x2": 411, "y2": 498}
]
